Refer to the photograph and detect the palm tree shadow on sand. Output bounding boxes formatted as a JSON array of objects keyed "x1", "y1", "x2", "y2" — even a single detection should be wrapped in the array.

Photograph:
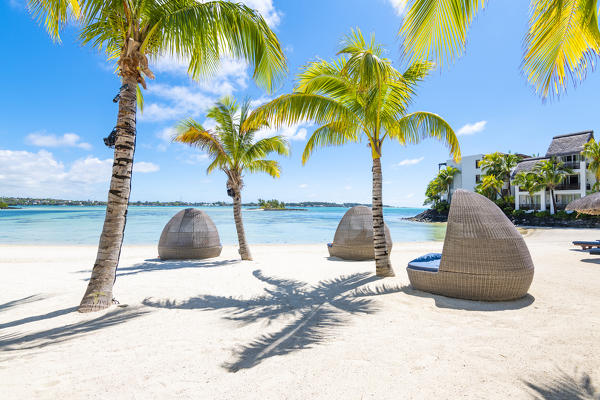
[
  {"x1": 143, "y1": 270, "x2": 402, "y2": 372},
  {"x1": 77, "y1": 258, "x2": 240, "y2": 280},
  {"x1": 523, "y1": 369, "x2": 599, "y2": 400}
]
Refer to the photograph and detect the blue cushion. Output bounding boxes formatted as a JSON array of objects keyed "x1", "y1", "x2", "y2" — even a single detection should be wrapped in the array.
[
  {"x1": 407, "y1": 253, "x2": 441, "y2": 272},
  {"x1": 327, "y1": 243, "x2": 333, "y2": 248}
]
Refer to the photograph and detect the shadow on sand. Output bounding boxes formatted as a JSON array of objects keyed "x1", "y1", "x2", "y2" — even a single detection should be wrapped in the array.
[
  {"x1": 0, "y1": 307, "x2": 149, "y2": 352},
  {"x1": 78, "y1": 258, "x2": 240, "y2": 280},
  {"x1": 0, "y1": 306, "x2": 78, "y2": 330},
  {"x1": 143, "y1": 270, "x2": 402, "y2": 372},
  {"x1": 397, "y1": 285, "x2": 535, "y2": 311},
  {"x1": 523, "y1": 369, "x2": 599, "y2": 400},
  {"x1": 0, "y1": 294, "x2": 47, "y2": 312}
]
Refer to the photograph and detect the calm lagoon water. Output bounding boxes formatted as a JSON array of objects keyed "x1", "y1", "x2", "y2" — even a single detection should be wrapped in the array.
[{"x1": 0, "y1": 206, "x2": 446, "y2": 245}]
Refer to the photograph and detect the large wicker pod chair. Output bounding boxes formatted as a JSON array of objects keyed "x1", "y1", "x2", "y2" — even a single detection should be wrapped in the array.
[
  {"x1": 158, "y1": 208, "x2": 222, "y2": 260},
  {"x1": 327, "y1": 206, "x2": 393, "y2": 260},
  {"x1": 407, "y1": 190, "x2": 534, "y2": 301}
]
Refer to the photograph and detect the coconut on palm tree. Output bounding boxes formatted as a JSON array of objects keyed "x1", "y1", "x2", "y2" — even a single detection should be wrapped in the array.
[
  {"x1": 399, "y1": 0, "x2": 600, "y2": 98},
  {"x1": 174, "y1": 97, "x2": 289, "y2": 261},
  {"x1": 533, "y1": 159, "x2": 574, "y2": 214},
  {"x1": 244, "y1": 29, "x2": 461, "y2": 277},
  {"x1": 582, "y1": 138, "x2": 600, "y2": 191},
  {"x1": 29, "y1": 0, "x2": 287, "y2": 312},
  {"x1": 512, "y1": 171, "x2": 545, "y2": 210}
]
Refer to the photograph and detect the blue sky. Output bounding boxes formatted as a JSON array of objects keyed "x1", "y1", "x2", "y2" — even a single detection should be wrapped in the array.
[{"x1": 2, "y1": 0, "x2": 600, "y2": 206}]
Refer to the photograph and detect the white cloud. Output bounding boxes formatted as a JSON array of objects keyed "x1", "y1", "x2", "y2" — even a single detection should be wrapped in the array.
[
  {"x1": 141, "y1": 84, "x2": 215, "y2": 122},
  {"x1": 397, "y1": 156, "x2": 424, "y2": 166},
  {"x1": 299, "y1": 183, "x2": 308, "y2": 188},
  {"x1": 240, "y1": 0, "x2": 281, "y2": 27},
  {"x1": 344, "y1": 185, "x2": 352, "y2": 190},
  {"x1": 404, "y1": 193, "x2": 415, "y2": 199},
  {"x1": 182, "y1": 153, "x2": 209, "y2": 165},
  {"x1": 255, "y1": 122, "x2": 311, "y2": 141},
  {"x1": 457, "y1": 120, "x2": 487, "y2": 136},
  {"x1": 134, "y1": 161, "x2": 160, "y2": 173},
  {"x1": 0, "y1": 149, "x2": 157, "y2": 198},
  {"x1": 387, "y1": 0, "x2": 408, "y2": 15},
  {"x1": 26, "y1": 132, "x2": 92, "y2": 150}
]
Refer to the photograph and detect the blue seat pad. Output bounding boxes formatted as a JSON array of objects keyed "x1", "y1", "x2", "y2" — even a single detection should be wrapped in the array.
[
  {"x1": 407, "y1": 253, "x2": 442, "y2": 272},
  {"x1": 573, "y1": 241, "x2": 600, "y2": 245}
]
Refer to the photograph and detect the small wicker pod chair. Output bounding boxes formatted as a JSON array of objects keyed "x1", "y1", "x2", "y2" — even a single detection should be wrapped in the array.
[
  {"x1": 407, "y1": 190, "x2": 534, "y2": 301},
  {"x1": 158, "y1": 208, "x2": 222, "y2": 260},
  {"x1": 327, "y1": 206, "x2": 393, "y2": 260}
]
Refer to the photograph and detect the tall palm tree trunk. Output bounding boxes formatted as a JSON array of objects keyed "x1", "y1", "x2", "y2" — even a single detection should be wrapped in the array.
[
  {"x1": 550, "y1": 188, "x2": 556, "y2": 214},
  {"x1": 78, "y1": 75, "x2": 137, "y2": 313},
  {"x1": 372, "y1": 156, "x2": 394, "y2": 277},
  {"x1": 233, "y1": 189, "x2": 252, "y2": 261}
]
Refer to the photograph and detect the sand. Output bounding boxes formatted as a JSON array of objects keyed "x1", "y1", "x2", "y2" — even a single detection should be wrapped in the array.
[{"x1": 1, "y1": 228, "x2": 599, "y2": 399}]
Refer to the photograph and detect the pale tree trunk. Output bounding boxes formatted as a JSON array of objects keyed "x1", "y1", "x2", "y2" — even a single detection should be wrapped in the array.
[
  {"x1": 372, "y1": 156, "x2": 394, "y2": 277},
  {"x1": 78, "y1": 75, "x2": 137, "y2": 313},
  {"x1": 232, "y1": 188, "x2": 252, "y2": 261},
  {"x1": 550, "y1": 188, "x2": 556, "y2": 214}
]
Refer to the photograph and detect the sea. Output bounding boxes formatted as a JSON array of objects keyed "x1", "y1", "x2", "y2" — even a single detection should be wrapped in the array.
[{"x1": 0, "y1": 206, "x2": 446, "y2": 245}]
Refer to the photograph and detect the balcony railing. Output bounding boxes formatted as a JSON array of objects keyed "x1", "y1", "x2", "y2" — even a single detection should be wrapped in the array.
[
  {"x1": 561, "y1": 161, "x2": 580, "y2": 170},
  {"x1": 555, "y1": 183, "x2": 581, "y2": 191},
  {"x1": 519, "y1": 204, "x2": 541, "y2": 211}
]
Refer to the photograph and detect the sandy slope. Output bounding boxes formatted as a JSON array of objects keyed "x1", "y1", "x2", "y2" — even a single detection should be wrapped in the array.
[{"x1": 1, "y1": 228, "x2": 599, "y2": 399}]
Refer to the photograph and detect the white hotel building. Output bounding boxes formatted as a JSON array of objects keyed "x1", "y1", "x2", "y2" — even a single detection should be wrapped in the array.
[{"x1": 439, "y1": 130, "x2": 596, "y2": 212}]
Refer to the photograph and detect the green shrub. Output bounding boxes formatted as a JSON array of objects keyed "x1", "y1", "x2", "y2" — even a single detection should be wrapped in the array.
[
  {"x1": 512, "y1": 209, "x2": 526, "y2": 218},
  {"x1": 0, "y1": 201, "x2": 7, "y2": 209},
  {"x1": 433, "y1": 200, "x2": 450, "y2": 214},
  {"x1": 534, "y1": 211, "x2": 551, "y2": 218},
  {"x1": 554, "y1": 210, "x2": 574, "y2": 220}
]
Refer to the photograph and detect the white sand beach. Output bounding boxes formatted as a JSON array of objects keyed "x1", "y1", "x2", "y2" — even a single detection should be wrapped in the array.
[{"x1": 1, "y1": 228, "x2": 599, "y2": 399}]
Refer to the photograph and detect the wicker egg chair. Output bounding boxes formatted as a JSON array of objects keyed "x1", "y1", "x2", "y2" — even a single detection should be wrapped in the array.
[
  {"x1": 158, "y1": 208, "x2": 222, "y2": 260},
  {"x1": 328, "y1": 206, "x2": 393, "y2": 260},
  {"x1": 407, "y1": 190, "x2": 534, "y2": 301}
]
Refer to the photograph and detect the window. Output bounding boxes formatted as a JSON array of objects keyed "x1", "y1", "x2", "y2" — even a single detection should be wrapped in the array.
[
  {"x1": 475, "y1": 159, "x2": 481, "y2": 169},
  {"x1": 475, "y1": 174, "x2": 481, "y2": 183}
]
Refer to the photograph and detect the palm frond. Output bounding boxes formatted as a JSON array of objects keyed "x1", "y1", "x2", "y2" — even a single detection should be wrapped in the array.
[
  {"x1": 399, "y1": 0, "x2": 485, "y2": 66},
  {"x1": 27, "y1": 0, "x2": 81, "y2": 42},
  {"x1": 523, "y1": 0, "x2": 600, "y2": 98},
  {"x1": 243, "y1": 136, "x2": 290, "y2": 163},
  {"x1": 302, "y1": 121, "x2": 360, "y2": 164},
  {"x1": 389, "y1": 111, "x2": 461, "y2": 161},
  {"x1": 174, "y1": 118, "x2": 227, "y2": 158},
  {"x1": 151, "y1": 1, "x2": 287, "y2": 92},
  {"x1": 243, "y1": 93, "x2": 363, "y2": 134},
  {"x1": 245, "y1": 159, "x2": 281, "y2": 178}
]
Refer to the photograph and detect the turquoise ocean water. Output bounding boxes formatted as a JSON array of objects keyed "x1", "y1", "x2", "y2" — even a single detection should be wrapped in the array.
[{"x1": 0, "y1": 206, "x2": 446, "y2": 245}]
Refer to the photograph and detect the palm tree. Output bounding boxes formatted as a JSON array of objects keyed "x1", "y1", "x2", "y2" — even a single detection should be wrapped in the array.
[
  {"x1": 244, "y1": 29, "x2": 461, "y2": 277},
  {"x1": 399, "y1": 0, "x2": 600, "y2": 98},
  {"x1": 476, "y1": 174, "x2": 504, "y2": 200},
  {"x1": 533, "y1": 159, "x2": 574, "y2": 214},
  {"x1": 174, "y1": 97, "x2": 289, "y2": 261},
  {"x1": 512, "y1": 171, "x2": 545, "y2": 210},
  {"x1": 437, "y1": 166, "x2": 459, "y2": 202},
  {"x1": 582, "y1": 138, "x2": 600, "y2": 191},
  {"x1": 29, "y1": 0, "x2": 287, "y2": 312},
  {"x1": 480, "y1": 152, "x2": 521, "y2": 197}
]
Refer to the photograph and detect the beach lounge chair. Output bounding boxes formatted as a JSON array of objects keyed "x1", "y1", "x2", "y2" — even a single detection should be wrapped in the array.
[
  {"x1": 158, "y1": 208, "x2": 222, "y2": 260},
  {"x1": 572, "y1": 241, "x2": 600, "y2": 250},
  {"x1": 589, "y1": 248, "x2": 600, "y2": 255},
  {"x1": 328, "y1": 206, "x2": 392, "y2": 260},
  {"x1": 407, "y1": 190, "x2": 534, "y2": 301}
]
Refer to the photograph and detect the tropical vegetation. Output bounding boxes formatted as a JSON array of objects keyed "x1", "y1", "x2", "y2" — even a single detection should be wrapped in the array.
[
  {"x1": 475, "y1": 174, "x2": 505, "y2": 200},
  {"x1": 258, "y1": 199, "x2": 286, "y2": 209},
  {"x1": 28, "y1": 0, "x2": 287, "y2": 312},
  {"x1": 175, "y1": 97, "x2": 289, "y2": 261},
  {"x1": 400, "y1": 0, "x2": 600, "y2": 98},
  {"x1": 424, "y1": 166, "x2": 459, "y2": 208},
  {"x1": 533, "y1": 158, "x2": 574, "y2": 214},
  {"x1": 582, "y1": 138, "x2": 600, "y2": 190},
  {"x1": 511, "y1": 171, "x2": 545, "y2": 206},
  {"x1": 244, "y1": 29, "x2": 461, "y2": 277},
  {"x1": 479, "y1": 152, "x2": 521, "y2": 198},
  {"x1": 0, "y1": 201, "x2": 8, "y2": 209}
]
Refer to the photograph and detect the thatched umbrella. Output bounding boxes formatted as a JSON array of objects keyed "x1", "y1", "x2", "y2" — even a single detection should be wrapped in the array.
[{"x1": 565, "y1": 192, "x2": 600, "y2": 215}]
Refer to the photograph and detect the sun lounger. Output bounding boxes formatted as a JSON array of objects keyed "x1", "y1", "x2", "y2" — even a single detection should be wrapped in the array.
[
  {"x1": 572, "y1": 241, "x2": 600, "y2": 250},
  {"x1": 406, "y1": 190, "x2": 534, "y2": 301}
]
